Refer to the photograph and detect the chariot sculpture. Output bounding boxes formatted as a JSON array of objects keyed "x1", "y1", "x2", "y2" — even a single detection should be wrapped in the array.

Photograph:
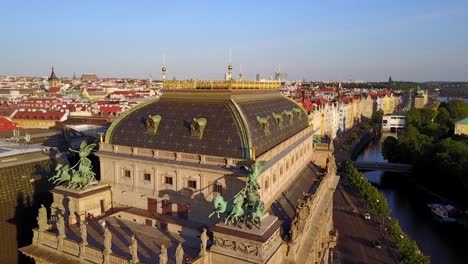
[
  {"x1": 209, "y1": 161, "x2": 267, "y2": 229},
  {"x1": 49, "y1": 141, "x2": 97, "y2": 190}
]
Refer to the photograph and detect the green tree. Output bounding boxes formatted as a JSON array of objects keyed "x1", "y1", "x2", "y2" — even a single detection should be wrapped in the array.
[
  {"x1": 406, "y1": 109, "x2": 422, "y2": 128},
  {"x1": 447, "y1": 100, "x2": 468, "y2": 119},
  {"x1": 373, "y1": 109, "x2": 384, "y2": 124},
  {"x1": 382, "y1": 136, "x2": 400, "y2": 161}
]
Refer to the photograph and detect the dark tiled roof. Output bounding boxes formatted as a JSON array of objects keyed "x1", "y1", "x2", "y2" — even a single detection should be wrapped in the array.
[
  {"x1": 237, "y1": 98, "x2": 308, "y2": 155},
  {"x1": 107, "y1": 93, "x2": 308, "y2": 159},
  {"x1": 109, "y1": 99, "x2": 246, "y2": 158}
]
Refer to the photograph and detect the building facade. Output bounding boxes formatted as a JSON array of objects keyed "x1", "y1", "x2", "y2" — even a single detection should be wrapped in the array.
[{"x1": 20, "y1": 79, "x2": 339, "y2": 264}]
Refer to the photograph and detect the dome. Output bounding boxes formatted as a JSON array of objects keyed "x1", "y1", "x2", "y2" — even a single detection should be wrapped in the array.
[{"x1": 105, "y1": 89, "x2": 308, "y2": 159}]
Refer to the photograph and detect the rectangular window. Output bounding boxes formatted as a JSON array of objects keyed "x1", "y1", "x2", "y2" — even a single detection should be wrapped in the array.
[
  {"x1": 143, "y1": 173, "x2": 151, "y2": 181},
  {"x1": 123, "y1": 169, "x2": 131, "y2": 178},
  {"x1": 188, "y1": 180, "x2": 197, "y2": 189},
  {"x1": 164, "y1": 176, "x2": 173, "y2": 185},
  {"x1": 213, "y1": 183, "x2": 223, "y2": 194}
]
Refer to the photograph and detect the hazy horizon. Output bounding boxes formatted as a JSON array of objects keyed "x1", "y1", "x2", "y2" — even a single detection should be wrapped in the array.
[{"x1": 1, "y1": 0, "x2": 467, "y2": 82}]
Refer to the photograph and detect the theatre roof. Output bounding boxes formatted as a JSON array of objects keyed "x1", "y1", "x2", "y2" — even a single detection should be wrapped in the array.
[{"x1": 105, "y1": 87, "x2": 308, "y2": 159}]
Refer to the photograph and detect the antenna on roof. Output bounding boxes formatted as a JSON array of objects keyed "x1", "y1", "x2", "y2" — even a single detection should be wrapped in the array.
[
  {"x1": 229, "y1": 48, "x2": 232, "y2": 64},
  {"x1": 162, "y1": 53, "x2": 166, "y2": 65}
]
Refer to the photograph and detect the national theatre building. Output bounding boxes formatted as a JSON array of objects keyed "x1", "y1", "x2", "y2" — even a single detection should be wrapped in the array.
[{"x1": 20, "y1": 77, "x2": 339, "y2": 264}]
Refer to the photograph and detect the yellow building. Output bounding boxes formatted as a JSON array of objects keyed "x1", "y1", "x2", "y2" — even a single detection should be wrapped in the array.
[
  {"x1": 361, "y1": 95, "x2": 374, "y2": 119},
  {"x1": 12, "y1": 110, "x2": 67, "y2": 129},
  {"x1": 455, "y1": 117, "x2": 468, "y2": 135},
  {"x1": 81, "y1": 87, "x2": 109, "y2": 100},
  {"x1": 382, "y1": 94, "x2": 396, "y2": 114},
  {"x1": 413, "y1": 86, "x2": 428, "y2": 109}
]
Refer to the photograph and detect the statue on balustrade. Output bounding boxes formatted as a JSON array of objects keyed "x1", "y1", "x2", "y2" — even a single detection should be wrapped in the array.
[
  {"x1": 37, "y1": 204, "x2": 49, "y2": 231},
  {"x1": 200, "y1": 228, "x2": 208, "y2": 256},
  {"x1": 49, "y1": 141, "x2": 97, "y2": 190},
  {"x1": 80, "y1": 220, "x2": 87, "y2": 245},
  {"x1": 129, "y1": 234, "x2": 139, "y2": 263},
  {"x1": 57, "y1": 214, "x2": 65, "y2": 238},
  {"x1": 176, "y1": 242, "x2": 184, "y2": 264},
  {"x1": 159, "y1": 243, "x2": 168, "y2": 264},
  {"x1": 104, "y1": 226, "x2": 112, "y2": 254}
]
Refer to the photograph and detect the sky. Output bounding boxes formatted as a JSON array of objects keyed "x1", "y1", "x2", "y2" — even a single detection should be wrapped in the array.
[{"x1": 1, "y1": 0, "x2": 468, "y2": 81}]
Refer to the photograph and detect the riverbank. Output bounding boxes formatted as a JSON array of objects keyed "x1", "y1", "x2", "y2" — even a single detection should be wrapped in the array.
[
  {"x1": 357, "y1": 135, "x2": 468, "y2": 264},
  {"x1": 332, "y1": 122, "x2": 401, "y2": 264}
]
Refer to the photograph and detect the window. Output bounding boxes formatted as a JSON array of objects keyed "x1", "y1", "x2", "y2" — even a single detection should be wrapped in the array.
[
  {"x1": 213, "y1": 183, "x2": 223, "y2": 194},
  {"x1": 164, "y1": 176, "x2": 173, "y2": 185},
  {"x1": 265, "y1": 179, "x2": 269, "y2": 190},
  {"x1": 273, "y1": 173, "x2": 277, "y2": 183},
  {"x1": 143, "y1": 173, "x2": 151, "y2": 181},
  {"x1": 188, "y1": 180, "x2": 197, "y2": 189},
  {"x1": 123, "y1": 169, "x2": 131, "y2": 178}
]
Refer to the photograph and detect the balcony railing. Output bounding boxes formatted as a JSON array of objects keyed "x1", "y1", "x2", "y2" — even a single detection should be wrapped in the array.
[{"x1": 100, "y1": 126, "x2": 316, "y2": 168}]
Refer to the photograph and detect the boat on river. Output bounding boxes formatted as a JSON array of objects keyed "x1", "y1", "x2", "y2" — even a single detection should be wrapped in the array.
[{"x1": 427, "y1": 204, "x2": 457, "y2": 223}]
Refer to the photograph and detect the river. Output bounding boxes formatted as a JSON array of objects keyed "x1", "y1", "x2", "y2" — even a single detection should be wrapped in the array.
[{"x1": 355, "y1": 133, "x2": 468, "y2": 264}]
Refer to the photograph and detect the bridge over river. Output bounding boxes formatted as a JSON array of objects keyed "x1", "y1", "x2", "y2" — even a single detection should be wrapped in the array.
[{"x1": 353, "y1": 161, "x2": 413, "y2": 173}]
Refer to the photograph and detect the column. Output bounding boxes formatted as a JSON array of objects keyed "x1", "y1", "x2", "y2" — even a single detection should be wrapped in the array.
[{"x1": 132, "y1": 164, "x2": 137, "y2": 192}]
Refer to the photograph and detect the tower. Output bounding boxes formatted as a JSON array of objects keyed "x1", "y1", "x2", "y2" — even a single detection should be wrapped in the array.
[
  {"x1": 48, "y1": 67, "x2": 59, "y2": 88},
  {"x1": 162, "y1": 54, "x2": 167, "y2": 81},
  {"x1": 162, "y1": 65, "x2": 166, "y2": 81},
  {"x1": 389, "y1": 75, "x2": 392, "y2": 83},
  {"x1": 226, "y1": 64, "x2": 233, "y2": 81},
  {"x1": 238, "y1": 65, "x2": 243, "y2": 81},
  {"x1": 225, "y1": 48, "x2": 233, "y2": 81}
]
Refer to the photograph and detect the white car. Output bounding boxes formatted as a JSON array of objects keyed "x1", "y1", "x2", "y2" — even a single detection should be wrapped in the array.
[{"x1": 364, "y1": 212, "x2": 371, "y2": 220}]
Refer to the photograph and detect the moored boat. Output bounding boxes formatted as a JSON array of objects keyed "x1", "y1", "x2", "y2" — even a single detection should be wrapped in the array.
[{"x1": 427, "y1": 203, "x2": 457, "y2": 223}]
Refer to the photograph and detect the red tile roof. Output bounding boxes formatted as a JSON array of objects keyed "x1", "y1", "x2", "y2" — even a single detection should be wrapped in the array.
[
  {"x1": 0, "y1": 117, "x2": 21, "y2": 131},
  {"x1": 13, "y1": 111, "x2": 66, "y2": 120},
  {"x1": 99, "y1": 106, "x2": 122, "y2": 113}
]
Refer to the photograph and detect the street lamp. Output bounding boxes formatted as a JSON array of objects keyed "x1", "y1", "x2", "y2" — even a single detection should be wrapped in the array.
[{"x1": 376, "y1": 199, "x2": 384, "y2": 226}]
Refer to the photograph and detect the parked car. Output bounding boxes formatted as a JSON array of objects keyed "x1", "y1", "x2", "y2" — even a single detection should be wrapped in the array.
[
  {"x1": 364, "y1": 212, "x2": 371, "y2": 220},
  {"x1": 373, "y1": 240, "x2": 382, "y2": 249}
]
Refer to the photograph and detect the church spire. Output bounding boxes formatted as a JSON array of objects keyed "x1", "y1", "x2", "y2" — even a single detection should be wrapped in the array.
[
  {"x1": 49, "y1": 66, "x2": 58, "y2": 81},
  {"x1": 48, "y1": 66, "x2": 60, "y2": 88}
]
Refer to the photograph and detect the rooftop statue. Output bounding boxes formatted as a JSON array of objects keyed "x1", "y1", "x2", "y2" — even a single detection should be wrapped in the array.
[
  {"x1": 199, "y1": 228, "x2": 208, "y2": 256},
  {"x1": 57, "y1": 214, "x2": 66, "y2": 238},
  {"x1": 129, "y1": 234, "x2": 139, "y2": 263},
  {"x1": 37, "y1": 204, "x2": 49, "y2": 231},
  {"x1": 209, "y1": 160, "x2": 267, "y2": 229},
  {"x1": 80, "y1": 221, "x2": 88, "y2": 246},
  {"x1": 175, "y1": 242, "x2": 184, "y2": 264},
  {"x1": 159, "y1": 244, "x2": 168, "y2": 264},
  {"x1": 49, "y1": 141, "x2": 97, "y2": 190},
  {"x1": 104, "y1": 226, "x2": 112, "y2": 254}
]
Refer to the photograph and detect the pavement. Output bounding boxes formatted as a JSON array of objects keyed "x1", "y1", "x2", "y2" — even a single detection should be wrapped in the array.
[
  {"x1": 331, "y1": 124, "x2": 399, "y2": 264},
  {"x1": 333, "y1": 183, "x2": 398, "y2": 264}
]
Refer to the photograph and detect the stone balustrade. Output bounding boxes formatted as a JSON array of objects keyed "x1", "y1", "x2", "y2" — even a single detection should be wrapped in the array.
[
  {"x1": 100, "y1": 125, "x2": 315, "y2": 169},
  {"x1": 31, "y1": 229, "x2": 129, "y2": 263},
  {"x1": 100, "y1": 143, "x2": 247, "y2": 168}
]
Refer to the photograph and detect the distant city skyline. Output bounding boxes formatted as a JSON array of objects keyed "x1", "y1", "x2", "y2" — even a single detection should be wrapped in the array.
[{"x1": 1, "y1": 0, "x2": 467, "y2": 81}]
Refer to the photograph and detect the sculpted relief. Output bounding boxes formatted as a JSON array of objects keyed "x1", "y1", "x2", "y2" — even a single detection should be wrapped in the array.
[{"x1": 213, "y1": 237, "x2": 259, "y2": 257}]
